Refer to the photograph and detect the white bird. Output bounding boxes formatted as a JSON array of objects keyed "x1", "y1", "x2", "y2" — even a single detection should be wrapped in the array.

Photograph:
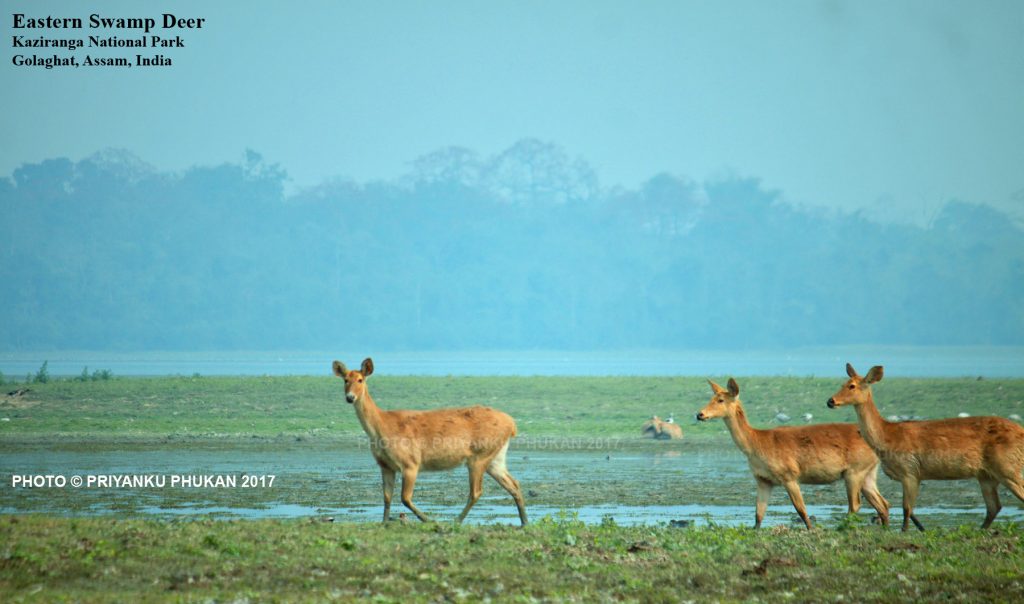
[
  {"x1": 772, "y1": 412, "x2": 790, "y2": 424},
  {"x1": 802, "y1": 413, "x2": 813, "y2": 423},
  {"x1": 957, "y1": 412, "x2": 970, "y2": 418},
  {"x1": 887, "y1": 415, "x2": 902, "y2": 422},
  {"x1": 1009, "y1": 414, "x2": 1022, "y2": 422}
]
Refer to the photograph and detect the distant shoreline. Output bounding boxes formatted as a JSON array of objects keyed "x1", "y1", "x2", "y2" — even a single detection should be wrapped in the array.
[{"x1": 2, "y1": 346, "x2": 1022, "y2": 378}]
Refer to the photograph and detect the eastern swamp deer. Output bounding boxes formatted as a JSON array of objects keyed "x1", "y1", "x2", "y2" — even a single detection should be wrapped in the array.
[
  {"x1": 333, "y1": 358, "x2": 528, "y2": 526},
  {"x1": 697, "y1": 378, "x2": 889, "y2": 529},
  {"x1": 641, "y1": 415, "x2": 684, "y2": 440},
  {"x1": 828, "y1": 363, "x2": 1024, "y2": 531}
]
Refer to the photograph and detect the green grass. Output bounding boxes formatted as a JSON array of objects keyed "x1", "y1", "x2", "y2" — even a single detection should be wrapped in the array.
[
  {"x1": 2, "y1": 374, "x2": 1022, "y2": 444},
  {"x1": 2, "y1": 515, "x2": 1023, "y2": 602},
  {"x1": 3, "y1": 376, "x2": 1024, "y2": 601}
]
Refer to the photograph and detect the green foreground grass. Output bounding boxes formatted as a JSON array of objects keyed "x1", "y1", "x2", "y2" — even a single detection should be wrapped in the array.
[
  {"x1": 2, "y1": 374, "x2": 1023, "y2": 444},
  {"x1": 2, "y1": 515, "x2": 1023, "y2": 603}
]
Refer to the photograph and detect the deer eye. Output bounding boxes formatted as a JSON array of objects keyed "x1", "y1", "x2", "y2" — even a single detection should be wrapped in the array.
[
  {"x1": 848, "y1": 384, "x2": 855, "y2": 390},
  {"x1": 358, "y1": 378, "x2": 363, "y2": 383}
]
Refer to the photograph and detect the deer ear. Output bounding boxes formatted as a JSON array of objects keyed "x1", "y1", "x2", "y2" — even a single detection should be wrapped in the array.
[
  {"x1": 865, "y1": 365, "x2": 884, "y2": 384},
  {"x1": 361, "y1": 357, "x2": 374, "y2": 377},
  {"x1": 846, "y1": 363, "x2": 858, "y2": 378},
  {"x1": 332, "y1": 360, "x2": 347, "y2": 378},
  {"x1": 708, "y1": 379, "x2": 724, "y2": 394},
  {"x1": 727, "y1": 378, "x2": 740, "y2": 397}
]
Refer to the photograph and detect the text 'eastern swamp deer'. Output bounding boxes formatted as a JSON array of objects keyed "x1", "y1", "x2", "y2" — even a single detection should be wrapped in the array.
[
  {"x1": 697, "y1": 378, "x2": 889, "y2": 529},
  {"x1": 333, "y1": 358, "x2": 528, "y2": 526},
  {"x1": 828, "y1": 363, "x2": 1024, "y2": 531}
]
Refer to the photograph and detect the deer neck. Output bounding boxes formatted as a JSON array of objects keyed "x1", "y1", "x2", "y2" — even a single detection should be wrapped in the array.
[
  {"x1": 852, "y1": 391, "x2": 890, "y2": 450},
  {"x1": 723, "y1": 404, "x2": 759, "y2": 457},
  {"x1": 353, "y1": 391, "x2": 386, "y2": 442}
]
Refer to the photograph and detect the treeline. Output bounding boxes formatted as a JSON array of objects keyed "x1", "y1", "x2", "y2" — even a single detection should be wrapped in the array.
[{"x1": 1, "y1": 141, "x2": 1022, "y2": 351}]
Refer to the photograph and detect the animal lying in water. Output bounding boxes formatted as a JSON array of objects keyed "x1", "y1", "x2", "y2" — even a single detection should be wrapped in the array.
[{"x1": 641, "y1": 415, "x2": 683, "y2": 440}]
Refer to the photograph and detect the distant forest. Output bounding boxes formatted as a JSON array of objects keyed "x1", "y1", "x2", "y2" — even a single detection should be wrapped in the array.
[{"x1": 2, "y1": 140, "x2": 1022, "y2": 351}]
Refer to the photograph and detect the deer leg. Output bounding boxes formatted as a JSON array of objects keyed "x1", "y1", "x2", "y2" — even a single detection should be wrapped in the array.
[
  {"x1": 1002, "y1": 478, "x2": 1024, "y2": 504},
  {"x1": 456, "y1": 460, "x2": 486, "y2": 524},
  {"x1": 860, "y1": 466, "x2": 890, "y2": 527},
  {"x1": 782, "y1": 480, "x2": 812, "y2": 530},
  {"x1": 979, "y1": 476, "x2": 1002, "y2": 529},
  {"x1": 754, "y1": 478, "x2": 772, "y2": 529},
  {"x1": 843, "y1": 471, "x2": 863, "y2": 514},
  {"x1": 486, "y1": 444, "x2": 528, "y2": 526},
  {"x1": 900, "y1": 477, "x2": 925, "y2": 532},
  {"x1": 380, "y1": 466, "x2": 396, "y2": 522},
  {"x1": 399, "y1": 467, "x2": 433, "y2": 523},
  {"x1": 487, "y1": 468, "x2": 528, "y2": 527}
]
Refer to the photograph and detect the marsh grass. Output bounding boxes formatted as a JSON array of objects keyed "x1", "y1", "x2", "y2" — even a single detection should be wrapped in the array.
[
  {"x1": 1, "y1": 375, "x2": 1021, "y2": 444},
  {"x1": 3, "y1": 377, "x2": 1024, "y2": 600},
  {"x1": 1, "y1": 516, "x2": 1022, "y2": 602}
]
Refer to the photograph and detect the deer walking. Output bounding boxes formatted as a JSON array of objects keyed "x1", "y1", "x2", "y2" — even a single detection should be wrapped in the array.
[
  {"x1": 828, "y1": 363, "x2": 1024, "y2": 531},
  {"x1": 333, "y1": 358, "x2": 528, "y2": 526},
  {"x1": 697, "y1": 378, "x2": 889, "y2": 529}
]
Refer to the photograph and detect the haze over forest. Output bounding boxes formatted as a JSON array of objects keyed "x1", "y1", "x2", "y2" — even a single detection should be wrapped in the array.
[{"x1": 2, "y1": 141, "x2": 1022, "y2": 352}]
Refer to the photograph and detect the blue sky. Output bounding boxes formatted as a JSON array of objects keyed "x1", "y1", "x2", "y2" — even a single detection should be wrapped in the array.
[{"x1": 3, "y1": 0, "x2": 1022, "y2": 222}]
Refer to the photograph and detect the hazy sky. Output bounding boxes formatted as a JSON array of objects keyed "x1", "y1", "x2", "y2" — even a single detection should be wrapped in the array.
[{"x1": 4, "y1": 0, "x2": 1023, "y2": 222}]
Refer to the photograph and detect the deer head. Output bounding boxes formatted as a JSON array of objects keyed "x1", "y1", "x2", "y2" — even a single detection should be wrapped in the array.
[
  {"x1": 697, "y1": 378, "x2": 741, "y2": 421},
  {"x1": 827, "y1": 363, "x2": 883, "y2": 409},
  {"x1": 332, "y1": 358, "x2": 375, "y2": 404}
]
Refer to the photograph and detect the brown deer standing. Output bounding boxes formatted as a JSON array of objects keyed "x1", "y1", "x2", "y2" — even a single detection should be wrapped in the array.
[
  {"x1": 333, "y1": 358, "x2": 528, "y2": 526},
  {"x1": 697, "y1": 378, "x2": 889, "y2": 529},
  {"x1": 828, "y1": 363, "x2": 1024, "y2": 531}
]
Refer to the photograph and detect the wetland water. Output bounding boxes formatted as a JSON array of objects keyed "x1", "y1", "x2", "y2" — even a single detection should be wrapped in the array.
[
  {"x1": 3, "y1": 443, "x2": 1021, "y2": 528},
  {"x1": 2, "y1": 347, "x2": 1023, "y2": 377}
]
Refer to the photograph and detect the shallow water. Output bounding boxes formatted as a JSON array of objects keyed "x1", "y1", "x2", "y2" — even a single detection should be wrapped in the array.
[
  {"x1": 3, "y1": 444, "x2": 1022, "y2": 528},
  {"x1": 125, "y1": 501, "x2": 1024, "y2": 528},
  {"x1": 3, "y1": 346, "x2": 1023, "y2": 377}
]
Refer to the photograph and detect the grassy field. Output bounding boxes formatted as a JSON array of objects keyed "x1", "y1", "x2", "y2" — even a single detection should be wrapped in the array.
[
  {"x1": 2, "y1": 515, "x2": 1023, "y2": 602},
  {"x1": 2, "y1": 374, "x2": 1022, "y2": 443},
  {"x1": 3, "y1": 375, "x2": 1024, "y2": 601}
]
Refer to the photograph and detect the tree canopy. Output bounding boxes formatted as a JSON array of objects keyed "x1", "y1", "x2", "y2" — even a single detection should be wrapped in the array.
[{"x1": 2, "y1": 141, "x2": 1021, "y2": 351}]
